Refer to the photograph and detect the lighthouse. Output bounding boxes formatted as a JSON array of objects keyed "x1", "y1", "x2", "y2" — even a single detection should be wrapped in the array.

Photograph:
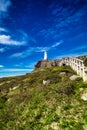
[{"x1": 44, "y1": 50, "x2": 48, "y2": 60}]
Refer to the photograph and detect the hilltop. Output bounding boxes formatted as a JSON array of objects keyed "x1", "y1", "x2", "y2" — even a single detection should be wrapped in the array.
[
  {"x1": 35, "y1": 59, "x2": 62, "y2": 69},
  {"x1": 35, "y1": 55, "x2": 87, "y2": 70},
  {"x1": 0, "y1": 64, "x2": 87, "y2": 130}
]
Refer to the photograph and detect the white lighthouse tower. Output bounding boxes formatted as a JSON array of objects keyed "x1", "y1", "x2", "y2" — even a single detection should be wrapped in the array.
[{"x1": 44, "y1": 50, "x2": 48, "y2": 60}]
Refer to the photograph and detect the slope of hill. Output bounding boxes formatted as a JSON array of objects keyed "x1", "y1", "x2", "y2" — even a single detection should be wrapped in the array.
[{"x1": 0, "y1": 66, "x2": 87, "y2": 130}]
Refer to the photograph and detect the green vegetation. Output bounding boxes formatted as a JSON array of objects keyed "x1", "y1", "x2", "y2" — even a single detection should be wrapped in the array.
[{"x1": 0, "y1": 66, "x2": 87, "y2": 130}]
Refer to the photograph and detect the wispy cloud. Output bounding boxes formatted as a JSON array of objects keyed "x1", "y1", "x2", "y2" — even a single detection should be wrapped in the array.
[
  {"x1": 10, "y1": 47, "x2": 35, "y2": 58},
  {"x1": 24, "y1": 62, "x2": 37, "y2": 68},
  {"x1": 0, "y1": 0, "x2": 11, "y2": 12},
  {"x1": 39, "y1": 40, "x2": 63, "y2": 52},
  {"x1": 0, "y1": 68, "x2": 33, "y2": 77},
  {"x1": 54, "y1": 44, "x2": 87, "y2": 59},
  {"x1": 0, "y1": 27, "x2": 7, "y2": 32},
  {"x1": 14, "y1": 63, "x2": 23, "y2": 67},
  {"x1": 0, "y1": 68, "x2": 32, "y2": 72},
  {"x1": 10, "y1": 53, "x2": 24, "y2": 57},
  {"x1": 55, "y1": 51, "x2": 87, "y2": 60},
  {"x1": 14, "y1": 61, "x2": 36, "y2": 69},
  {"x1": 0, "y1": 65, "x2": 4, "y2": 68},
  {"x1": 0, "y1": 0, "x2": 11, "y2": 19},
  {"x1": 51, "y1": 41, "x2": 63, "y2": 48},
  {"x1": 37, "y1": 1, "x2": 87, "y2": 42},
  {"x1": 0, "y1": 34, "x2": 26, "y2": 46},
  {"x1": 70, "y1": 44, "x2": 87, "y2": 52},
  {"x1": 0, "y1": 48, "x2": 6, "y2": 53},
  {"x1": 10, "y1": 40, "x2": 63, "y2": 58}
]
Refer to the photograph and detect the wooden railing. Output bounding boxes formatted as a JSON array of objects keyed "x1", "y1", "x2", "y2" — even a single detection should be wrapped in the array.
[{"x1": 63, "y1": 57, "x2": 87, "y2": 82}]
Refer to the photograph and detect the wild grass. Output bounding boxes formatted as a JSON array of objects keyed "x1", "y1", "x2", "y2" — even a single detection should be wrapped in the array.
[{"x1": 0, "y1": 66, "x2": 87, "y2": 129}]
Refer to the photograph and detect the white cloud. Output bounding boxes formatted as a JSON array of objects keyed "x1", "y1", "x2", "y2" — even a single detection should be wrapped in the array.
[
  {"x1": 0, "y1": 0, "x2": 11, "y2": 12},
  {"x1": 39, "y1": 40, "x2": 63, "y2": 52},
  {"x1": 10, "y1": 47, "x2": 45, "y2": 58},
  {"x1": 0, "y1": 0, "x2": 12, "y2": 20},
  {"x1": 14, "y1": 63, "x2": 23, "y2": 67},
  {"x1": 69, "y1": 44, "x2": 87, "y2": 53},
  {"x1": 51, "y1": 40, "x2": 63, "y2": 48},
  {"x1": 0, "y1": 68, "x2": 32, "y2": 72},
  {"x1": 0, "y1": 27, "x2": 7, "y2": 32},
  {"x1": 57, "y1": 53, "x2": 85, "y2": 59},
  {"x1": 14, "y1": 61, "x2": 36, "y2": 68},
  {"x1": 10, "y1": 48, "x2": 34, "y2": 58},
  {"x1": 25, "y1": 62, "x2": 37, "y2": 68},
  {"x1": 10, "y1": 40, "x2": 63, "y2": 58},
  {"x1": 0, "y1": 34, "x2": 26, "y2": 46},
  {"x1": 0, "y1": 68, "x2": 33, "y2": 77},
  {"x1": 0, "y1": 65, "x2": 4, "y2": 68},
  {"x1": 0, "y1": 48, "x2": 5, "y2": 53},
  {"x1": 11, "y1": 53, "x2": 23, "y2": 57}
]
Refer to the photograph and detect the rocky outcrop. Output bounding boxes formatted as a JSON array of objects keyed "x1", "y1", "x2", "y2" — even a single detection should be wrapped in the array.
[
  {"x1": 43, "y1": 80, "x2": 50, "y2": 85},
  {"x1": 35, "y1": 59, "x2": 64, "y2": 69},
  {"x1": 70, "y1": 75, "x2": 80, "y2": 80},
  {"x1": 81, "y1": 92, "x2": 87, "y2": 101}
]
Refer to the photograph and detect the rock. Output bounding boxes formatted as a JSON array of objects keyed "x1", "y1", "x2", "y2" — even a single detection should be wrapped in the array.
[
  {"x1": 70, "y1": 75, "x2": 80, "y2": 80},
  {"x1": 0, "y1": 82, "x2": 4, "y2": 86},
  {"x1": 59, "y1": 72, "x2": 66, "y2": 75},
  {"x1": 9, "y1": 86, "x2": 19, "y2": 91},
  {"x1": 35, "y1": 59, "x2": 64, "y2": 69},
  {"x1": 81, "y1": 93, "x2": 87, "y2": 101},
  {"x1": 79, "y1": 88, "x2": 84, "y2": 92},
  {"x1": 6, "y1": 81, "x2": 11, "y2": 83},
  {"x1": 43, "y1": 80, "x2": 50, "y2": 85},
  {"x1": 83, "y1": 125, "x2": 87, "y2": 130},
  {"x1": 50, "y1": 122, "x2": 60, "y2": 130}
]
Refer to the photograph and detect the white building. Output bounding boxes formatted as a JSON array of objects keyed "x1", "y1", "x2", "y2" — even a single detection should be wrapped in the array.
[{"x1": 44, "y1": 51, "x2": 48, "y2": 60}]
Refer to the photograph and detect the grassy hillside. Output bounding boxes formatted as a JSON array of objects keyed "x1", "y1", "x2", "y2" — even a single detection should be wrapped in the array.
[{"x1": 0, "y1": 66, "x2": 87, "y2": 130}]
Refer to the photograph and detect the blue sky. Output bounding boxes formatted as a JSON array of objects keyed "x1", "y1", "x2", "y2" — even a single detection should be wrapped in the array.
[{"x1": 0, "y1": 0, "x2": 87, "y2": 77}]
